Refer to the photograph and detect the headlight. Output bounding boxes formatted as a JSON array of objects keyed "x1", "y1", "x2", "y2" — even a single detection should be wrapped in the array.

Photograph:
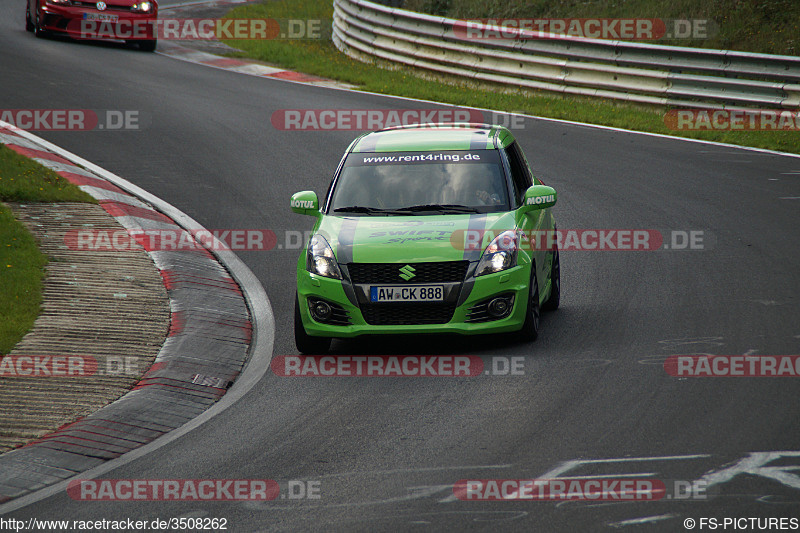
[
  {"x1": 131, "y1": 1, "x2": 153, "y2": 12},
  {"x1": 48, "y1": 0, "x2": 71, "y2": 5},
  {"x1": 475, "y1": 230, "x2": 518, "y2": 277},
  {"x1": 306, "y1": 235, "x2": 342, "y2": 279}
]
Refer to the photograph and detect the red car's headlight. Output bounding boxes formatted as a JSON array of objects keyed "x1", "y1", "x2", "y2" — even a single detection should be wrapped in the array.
[
  {"x1": 131, "y1": 1, "x2": 154, "y2": 12},
  {"x1": 47, "y1": 0, "x2": 71, "y2": 5}
]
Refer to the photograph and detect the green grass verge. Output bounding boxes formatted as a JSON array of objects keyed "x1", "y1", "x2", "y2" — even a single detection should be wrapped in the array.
[
  {"x1": 0, "y1": 204, "x2": 47, "y2": 355},
  {"x1": 0, "y1": 144, "x2": 96, "y2": 354},
  {"x1": 404, "y1": 0, "x2": 800, "y2": 57},
  {"x1": 222, "y1": 0, "x2": 800, "y2": 155},
  {"x1": 0, "y1": 144, "x2": 96, "y2": 203}
]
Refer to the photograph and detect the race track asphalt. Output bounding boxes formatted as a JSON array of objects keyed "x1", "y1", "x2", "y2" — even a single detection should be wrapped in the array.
[{"x1": 2, "y1": 2, "x2": 799, "y2": 529}]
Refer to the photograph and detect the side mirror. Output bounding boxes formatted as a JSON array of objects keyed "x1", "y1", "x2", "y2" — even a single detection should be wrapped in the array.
[
  {"x1": 520, "y1": 185, "x2": 557, "y2": 213},
  {"x1": 290, "y1": 191, "x2": 320, "y2": 217}
]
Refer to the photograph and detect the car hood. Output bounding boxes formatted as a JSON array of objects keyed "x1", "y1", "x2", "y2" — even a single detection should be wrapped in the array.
[{"x1": 317, "y1": 212, "x2": 517, "y2": 264}]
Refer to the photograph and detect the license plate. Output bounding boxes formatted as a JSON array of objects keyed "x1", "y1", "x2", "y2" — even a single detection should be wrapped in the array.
[
  {"x1": 370, "y1": 285, "x2": 444, "y2": 303},
  {"x1": 83, "y1": 13, "x2": 119, "y2": 22}
]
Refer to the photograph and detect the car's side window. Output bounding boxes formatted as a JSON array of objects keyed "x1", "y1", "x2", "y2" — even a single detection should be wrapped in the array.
[{"x1": 505, "y1": 142, "x2": 532, "y2": 205}]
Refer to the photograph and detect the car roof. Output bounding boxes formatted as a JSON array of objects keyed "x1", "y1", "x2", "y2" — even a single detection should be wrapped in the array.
[{"x1": 349, "y1": 123, "x2": 515, "y2": 153}]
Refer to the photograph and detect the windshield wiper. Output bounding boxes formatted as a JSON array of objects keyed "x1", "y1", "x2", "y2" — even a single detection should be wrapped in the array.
[
  {"x1": 332, "y1": 206, "x2": 413, "y2": 216},
  {"x1": 394, "y1": 204, "x2": 480, "y2": 214},
  {"x1": 333, "y1": 204, "x2": 480, "y2": 216},
  {"x1": 333, "y1": 206, "x2": 389, "y2": 214}
]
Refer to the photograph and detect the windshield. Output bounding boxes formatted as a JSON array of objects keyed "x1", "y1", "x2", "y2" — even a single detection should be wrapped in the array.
[{"x1": 329, "y1": 150, "x2": 509, "y2": 215}]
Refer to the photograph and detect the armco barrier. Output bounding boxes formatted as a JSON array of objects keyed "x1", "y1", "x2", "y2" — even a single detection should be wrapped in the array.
[{"x1": 332, "y1": 0, "x2": 800, "y2": 110}]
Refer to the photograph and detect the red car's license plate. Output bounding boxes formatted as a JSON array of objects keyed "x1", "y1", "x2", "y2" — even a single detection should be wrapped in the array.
[{"x1": 83, "y1": 13, "x2": 119, "y2": 23}]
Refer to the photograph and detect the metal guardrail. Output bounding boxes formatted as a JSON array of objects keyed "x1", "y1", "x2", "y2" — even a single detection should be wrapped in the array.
[{"x1": 332, "y1": 0, "x2": 800, "y2": 110}]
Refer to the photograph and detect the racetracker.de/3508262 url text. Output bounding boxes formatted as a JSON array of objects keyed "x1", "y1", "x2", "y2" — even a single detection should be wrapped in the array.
[{"x1": 0, "y1": 516, "x2": 229, "y2": 531}]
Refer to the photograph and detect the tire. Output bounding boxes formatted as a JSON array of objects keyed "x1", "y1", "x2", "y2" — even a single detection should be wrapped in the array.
[
  {"x1": 294, "y1": 295, "x2": 331, "y2": 354},
  {"x1": 26, "y1": 4, "x2": 34, "y2": 32},
  {"x1": 542, "y1": 249, "x2": 560, "y2": 311},
  {"x1": 518, "y1": 264, "x2": 540, "y2": 342},
  {"x1": 34, "y1": 6, "x2": 49, "y2": 38},
  {"x1": 139, "y1": 39, "x2": 157, "y2": 52}
]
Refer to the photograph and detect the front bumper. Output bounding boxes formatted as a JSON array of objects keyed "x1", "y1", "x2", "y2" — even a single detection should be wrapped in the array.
[
  {"x1": 297, "y1": 262, "x2": 531, "y2": 338},
  {"x1": 39, "y1": 5, "x2": 157, "y2": 40}
]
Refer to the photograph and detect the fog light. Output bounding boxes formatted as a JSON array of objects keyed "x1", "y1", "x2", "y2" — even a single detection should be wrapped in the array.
[
  {"x1": 487, "y1": 297, "x2": 512, "y2": 318},
  {"x1": 310, "y1": 300, "x2": 332, "y2": 321}
]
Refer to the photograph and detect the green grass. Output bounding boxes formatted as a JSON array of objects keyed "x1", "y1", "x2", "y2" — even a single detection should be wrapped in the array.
[
  {"x1": 0, "y1": 144, "x2": 96, "y2": 203},
  {"x1": 0, "y1": 204, "x2": 47, "y2": 354},
  {"x1": 404, "y1": 0, "x2": 800, "y2": 56},
  {"x1": 0, "y1": 144, "x2": 95, "y2": 354},
  {"x1": 222, "y1": 0, "x2": 800, "y2": 155}
]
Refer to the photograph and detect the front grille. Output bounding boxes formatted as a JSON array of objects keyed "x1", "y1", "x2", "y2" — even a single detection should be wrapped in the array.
[
  {"x1": 72, "y1": 1, "x2": 133, "y2": 10},
  {"x1": 466, "y1": 301, "x2": 491, "y2": 323},
  {"x1": 360, "y1": 303, "x2": 456, "y2": 325},
  {"x1": 348, "y1": 261, "x2": 468, "y2": 284}
]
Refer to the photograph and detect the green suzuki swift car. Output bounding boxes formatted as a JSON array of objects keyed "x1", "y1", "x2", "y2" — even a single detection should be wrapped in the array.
[{"x1": 291, "y1": 123, "x2": 559, "y2": 354}]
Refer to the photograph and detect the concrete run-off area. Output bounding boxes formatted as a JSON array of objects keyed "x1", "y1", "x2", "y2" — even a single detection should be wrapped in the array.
[
  {"x1": 0, "y1": 123, "x2": 254, "y2": 504},
  {"x1": 0, "y1": 202, "x2": 170, "y2": 453}
]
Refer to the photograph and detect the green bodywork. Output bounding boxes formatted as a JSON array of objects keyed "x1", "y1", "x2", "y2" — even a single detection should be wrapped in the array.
[{"x1": 293, "y1": 125, "x2": 557, "y2": 338}]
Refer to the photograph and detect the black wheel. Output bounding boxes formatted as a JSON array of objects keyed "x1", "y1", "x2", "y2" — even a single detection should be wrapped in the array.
[
  {"x1": 34, "y1": 6, "x2": 49, "y2": 38},
  {"x1": 139, "y1": 39, "x2": 157, "y2": 52},
  {"x1": 542, "y1": 249, "x2": 560, "y2": 311},
  {"x1": 26, "y1": 3, "x2": 34, "y2": 32},
  {"x1": 518, "y1": 265, "x2": 540, "y2": 341},
  {"x1": 294, "y1": 295, "x2": 331, "y2": 354}
]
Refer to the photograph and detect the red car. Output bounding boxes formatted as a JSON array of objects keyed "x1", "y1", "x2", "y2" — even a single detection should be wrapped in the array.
[{"x1": 26, "y1": 0, "x2": 158, "y2": 51}]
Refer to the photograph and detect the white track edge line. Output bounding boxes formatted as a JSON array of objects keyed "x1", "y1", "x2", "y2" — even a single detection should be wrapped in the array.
[{"x1": 0, "y1": 121, "x2": 276, "y2": 515}]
